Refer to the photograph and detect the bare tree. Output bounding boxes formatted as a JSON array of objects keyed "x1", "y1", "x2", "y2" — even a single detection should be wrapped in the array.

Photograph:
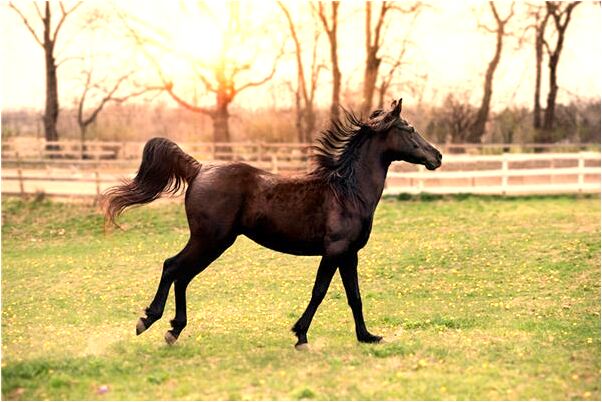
[
  {"x1": 76, "y1": 69, "x2": 162, "y2": 157},
  {"x1": 529, "y1": 4, "x2": 551, "y2": 129},
  {"x1": 361, "y1": 1, "x2": 421, "y2": 116},
  {"x1": 315, "y1": 1, "x2": 341, "y2": 119},
  {"x1": 466, "y1": 2, "x2": 515, "y2": 144},
  {"x1": 278, "y1": 2, "x2": 323, "y2": 143},
  {"x1": 362, "y1": 1, "x2": 388, "y2": 116},
  {"x1": 441, "y1": 93, "x2": 477, "y2": 144},
  {"x1": 541, "y1": 1, "x2": 581, "y2": 133},
  {"x1": 9, "y1": 1, "x2": 82, "y2": 146},
  {"x1": 375, "y1": 35, "x2": 418, "y2": 109},
  {"x1": 124, "y1": 2, "x2": 282, "y2": 145}
]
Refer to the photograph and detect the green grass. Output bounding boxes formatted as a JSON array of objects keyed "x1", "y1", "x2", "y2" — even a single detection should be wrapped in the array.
[{"x1": 1, "y1": 195, "x2": 600, "y2": 400}]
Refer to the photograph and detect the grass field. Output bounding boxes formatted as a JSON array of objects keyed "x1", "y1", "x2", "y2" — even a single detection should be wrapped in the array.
[{"x1": 1, "y1": 194, "x2": 600, "y2": 400}]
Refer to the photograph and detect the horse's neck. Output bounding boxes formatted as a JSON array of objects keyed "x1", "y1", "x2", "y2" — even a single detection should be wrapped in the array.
[{"x1": 354, "y1": 140, "x2": 390, "y2": 213}]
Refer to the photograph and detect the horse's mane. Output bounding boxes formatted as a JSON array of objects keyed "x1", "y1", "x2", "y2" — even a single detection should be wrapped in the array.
[{"x1": 309, "y1": 107, "x2": 400, "y2": 201}]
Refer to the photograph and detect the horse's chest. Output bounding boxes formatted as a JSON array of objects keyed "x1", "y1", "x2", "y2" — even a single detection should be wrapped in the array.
[
  {"x1": 325, "y1": 213, "x2": 374, "y2": 255},
  {"x1": 353, "y1": 217, "x2": 374, "y2": 248}
]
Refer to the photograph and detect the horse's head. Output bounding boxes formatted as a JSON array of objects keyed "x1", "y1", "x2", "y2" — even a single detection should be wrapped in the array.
[{"x1": 370, "y1": 99, "x2": 442, "y2": 170}]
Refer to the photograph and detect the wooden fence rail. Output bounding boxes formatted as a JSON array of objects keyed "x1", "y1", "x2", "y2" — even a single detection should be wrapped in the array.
[
  {"x1": 2, "y1": 152, "x2": 599, "y2": 198},
  {"x1": 2, "y1": 139, "x2": 600, "y2": 162}
]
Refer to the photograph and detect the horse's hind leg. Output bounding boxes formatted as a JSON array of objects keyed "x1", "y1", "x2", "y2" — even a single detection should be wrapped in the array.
[
  {"x1": 164, "y1": 274, "x2": 193, "y2": 345},
  {"x1": 136, "y1": 256, "x2": 179, "y2": 335},
  {"x1": 164, "y1": 236, "x2": 236, "y2": 344},
  {"x1": 136, "y1": 238, "x2": 205, "y2": 335}
]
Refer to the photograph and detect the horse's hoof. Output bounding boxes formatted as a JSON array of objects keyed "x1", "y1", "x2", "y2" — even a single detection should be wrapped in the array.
[
  {"x1": 294, "y1": 342, "x2": 309, "y2": 351},
  {"x1": 359, "y1": 334, "x2": 383, "y2": 344},
  {"x1": 165, "y1": 331, "x2": 178, "y2": 345},
  {"x1": 136, "y1": 318, "x2": 147, "y2": 336}
]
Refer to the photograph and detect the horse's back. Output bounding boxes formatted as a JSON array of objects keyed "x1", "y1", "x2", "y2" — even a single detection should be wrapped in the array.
[
  {"x1": 184, "y1": 163, "x2": 264, "y2": 236},
  {"x1": 184, "y1": 162, "x2": 328, "y2": 255}
]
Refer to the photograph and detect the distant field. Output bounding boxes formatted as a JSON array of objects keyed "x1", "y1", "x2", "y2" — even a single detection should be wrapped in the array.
[{"x1": 1, "y1": 195, "x2": 600, "y2": 400}]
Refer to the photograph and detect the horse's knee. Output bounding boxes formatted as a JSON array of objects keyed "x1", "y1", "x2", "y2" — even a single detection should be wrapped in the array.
[
  {"x1": 162, "y1": 256, "x2": 180, "y2": 278},
  {"x1": 163, "y1": 256, "x2": 176, "y2": 269}
]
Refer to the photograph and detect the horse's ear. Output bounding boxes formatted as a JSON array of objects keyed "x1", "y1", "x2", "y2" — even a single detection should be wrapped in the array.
[{"x1": 390, "y1": 98, "x2": 402, "y2": 117}]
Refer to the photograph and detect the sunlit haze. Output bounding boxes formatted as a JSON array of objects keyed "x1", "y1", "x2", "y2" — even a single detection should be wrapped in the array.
[{"x1": 1, "y1": 1, "x2": 600, "y2": 112}]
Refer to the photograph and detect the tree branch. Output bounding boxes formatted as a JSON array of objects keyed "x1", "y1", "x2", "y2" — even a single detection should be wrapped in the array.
[
  {"x1": 277, "y1": 1, "x2": 309, "y2": 103},
  {"x1": 8, "y1": 2, "x2": 43, "y2": 47},
  {"x1": 193, "y1": 66, "x2": 218, "y2": 92},
  {"x1": 477, "y1": 21, "x2": 498, "y2": 34},
  {"x1": 316, "y1": 2, "x2": 332, "y2": 34},
  {"x1": 33, "y1": 2, "x2": 43, "y2": 21},
  {"x1": 235, "y1": 50, "x2": 281, "y2": 94},
  {"x1": 164, "y1": 83, "x2": 214, "y2": 116},
  {"x1": 373, "y1": 1, "x2": 389, "y2": 49},
  {"x1": 56, "y1": 55, "x2": 84, "y2": 67},
  {"x1": 52, "y1": 1, "x2": 83, "y2": 45}
]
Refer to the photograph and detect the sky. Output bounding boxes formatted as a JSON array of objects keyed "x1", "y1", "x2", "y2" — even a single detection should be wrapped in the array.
[{"x1": 1, "y1": 1, "x2": 600, "y2": 113}]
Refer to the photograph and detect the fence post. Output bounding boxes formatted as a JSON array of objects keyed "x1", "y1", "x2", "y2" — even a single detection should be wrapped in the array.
[
  {"x1": 501, "y1": 153, "x2": 509, "y2": 195},
  {"x1": 271, "y1": 155, "x2": 278, "y2": 174},
  {"x1": 577, "y1": 152, "x2": 585, "y2": 192},
  {"x1": 258, "y1": 142, "x2": 264, "y2": 162},
  {"x1": 16, "y1": 152, "x2": 25, "y2": 197},
  {"x1": 95, "y1": 171, "x2": 101, "y2": 197},
  {"x1": 417, "y1": 165, "x2": 425, "y2": 193}
]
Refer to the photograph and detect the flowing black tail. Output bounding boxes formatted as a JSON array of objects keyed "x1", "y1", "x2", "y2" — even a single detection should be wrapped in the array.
[{"x1": 103, "y1": 137, "x2": 201, "y2": 226}]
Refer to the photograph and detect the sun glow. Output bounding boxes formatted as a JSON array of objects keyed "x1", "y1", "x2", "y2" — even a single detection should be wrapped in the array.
[
  {"x1": 154, "y1": 1, "x2": 290, "y2": 104},
  {"x1": 169, "y1": 3, "x2": 226, "y2": 68}
]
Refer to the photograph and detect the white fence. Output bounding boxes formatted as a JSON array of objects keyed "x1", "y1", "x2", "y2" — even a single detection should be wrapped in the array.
[
  {"x1": 1, "y1": 152, "x2": 599, "y2": 198},
  {"x1": 383, "y1": 152, "x2": 601, "y2": 196},
  {"x1": 2, "y1": 139, "x2": 600, "y2": 161}
]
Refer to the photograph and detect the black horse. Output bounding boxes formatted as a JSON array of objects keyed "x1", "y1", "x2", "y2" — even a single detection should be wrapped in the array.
[{"x1": 103, "y1": 99, "x2": 442, "y2": 348}]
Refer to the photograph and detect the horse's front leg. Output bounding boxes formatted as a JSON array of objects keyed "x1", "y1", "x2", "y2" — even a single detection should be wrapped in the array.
[
  {"x1": 339, "y1": 252, "x2": 382, "y2": 343},
  {"x1": 292, "y1": 257, "x2": 338, "y2": 349}
]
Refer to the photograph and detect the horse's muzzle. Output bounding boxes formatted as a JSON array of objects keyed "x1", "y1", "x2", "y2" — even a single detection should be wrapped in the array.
[{"x1": 425, "y1": 151, "x2": 442, "y2": 170}]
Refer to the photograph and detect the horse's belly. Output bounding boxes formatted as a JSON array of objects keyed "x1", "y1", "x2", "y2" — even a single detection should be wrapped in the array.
[{"x1": 243, "y1": 227, "x2": 324, "y2": 256}]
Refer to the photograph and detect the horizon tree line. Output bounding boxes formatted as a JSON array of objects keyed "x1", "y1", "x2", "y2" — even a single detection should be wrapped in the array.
[{"x1": 8, "y1": 0, "x2": 588, "y2": 146}]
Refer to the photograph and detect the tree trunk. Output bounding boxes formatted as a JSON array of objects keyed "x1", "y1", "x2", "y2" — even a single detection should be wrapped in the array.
[
  {"x1": 541, "y1": 2, "x2": 579, "y2": 136},
  {"x1": 330, "y1": 47, "x2": 341, "y2": 119},
  {"x1": 377, "y1": 82, "x2": 386, "y2": 109},
  {"x1": 43, "y1": 3, "x2": 59, "y2": 150},
  {"x1": 294, "y1": 89, "x2": 304, "y2": 143},
  {"x1": 328, "y1": 3, "x2": 341, "y2": 120},
  {"x1": 44, "y1": 50, "x2": 59, "y2": 143},
  {"x1": 361, "y1": 2, "x2": 380, "y2": 117},
  {"x1": 533, "y1": 19, "x2": 544, "y2": 130},
  {"x1": 213, "y1": 105, "x2": 230, "y2": 143},
  {"x1": 213, "y1": 71, "x2": 232, "y2": 157},
  {"x1": 467, "y1": 27, "x2": 504, "y2": 143},
  {"x1": 542, "y1": 54, "x2": 560, "y2": 132},
  {"x1": 304, "y1": 106, "x2": 316, "y2": 143},
  {"x1": 362, "y1": 55, "x2": 380, "y2": 116}
]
